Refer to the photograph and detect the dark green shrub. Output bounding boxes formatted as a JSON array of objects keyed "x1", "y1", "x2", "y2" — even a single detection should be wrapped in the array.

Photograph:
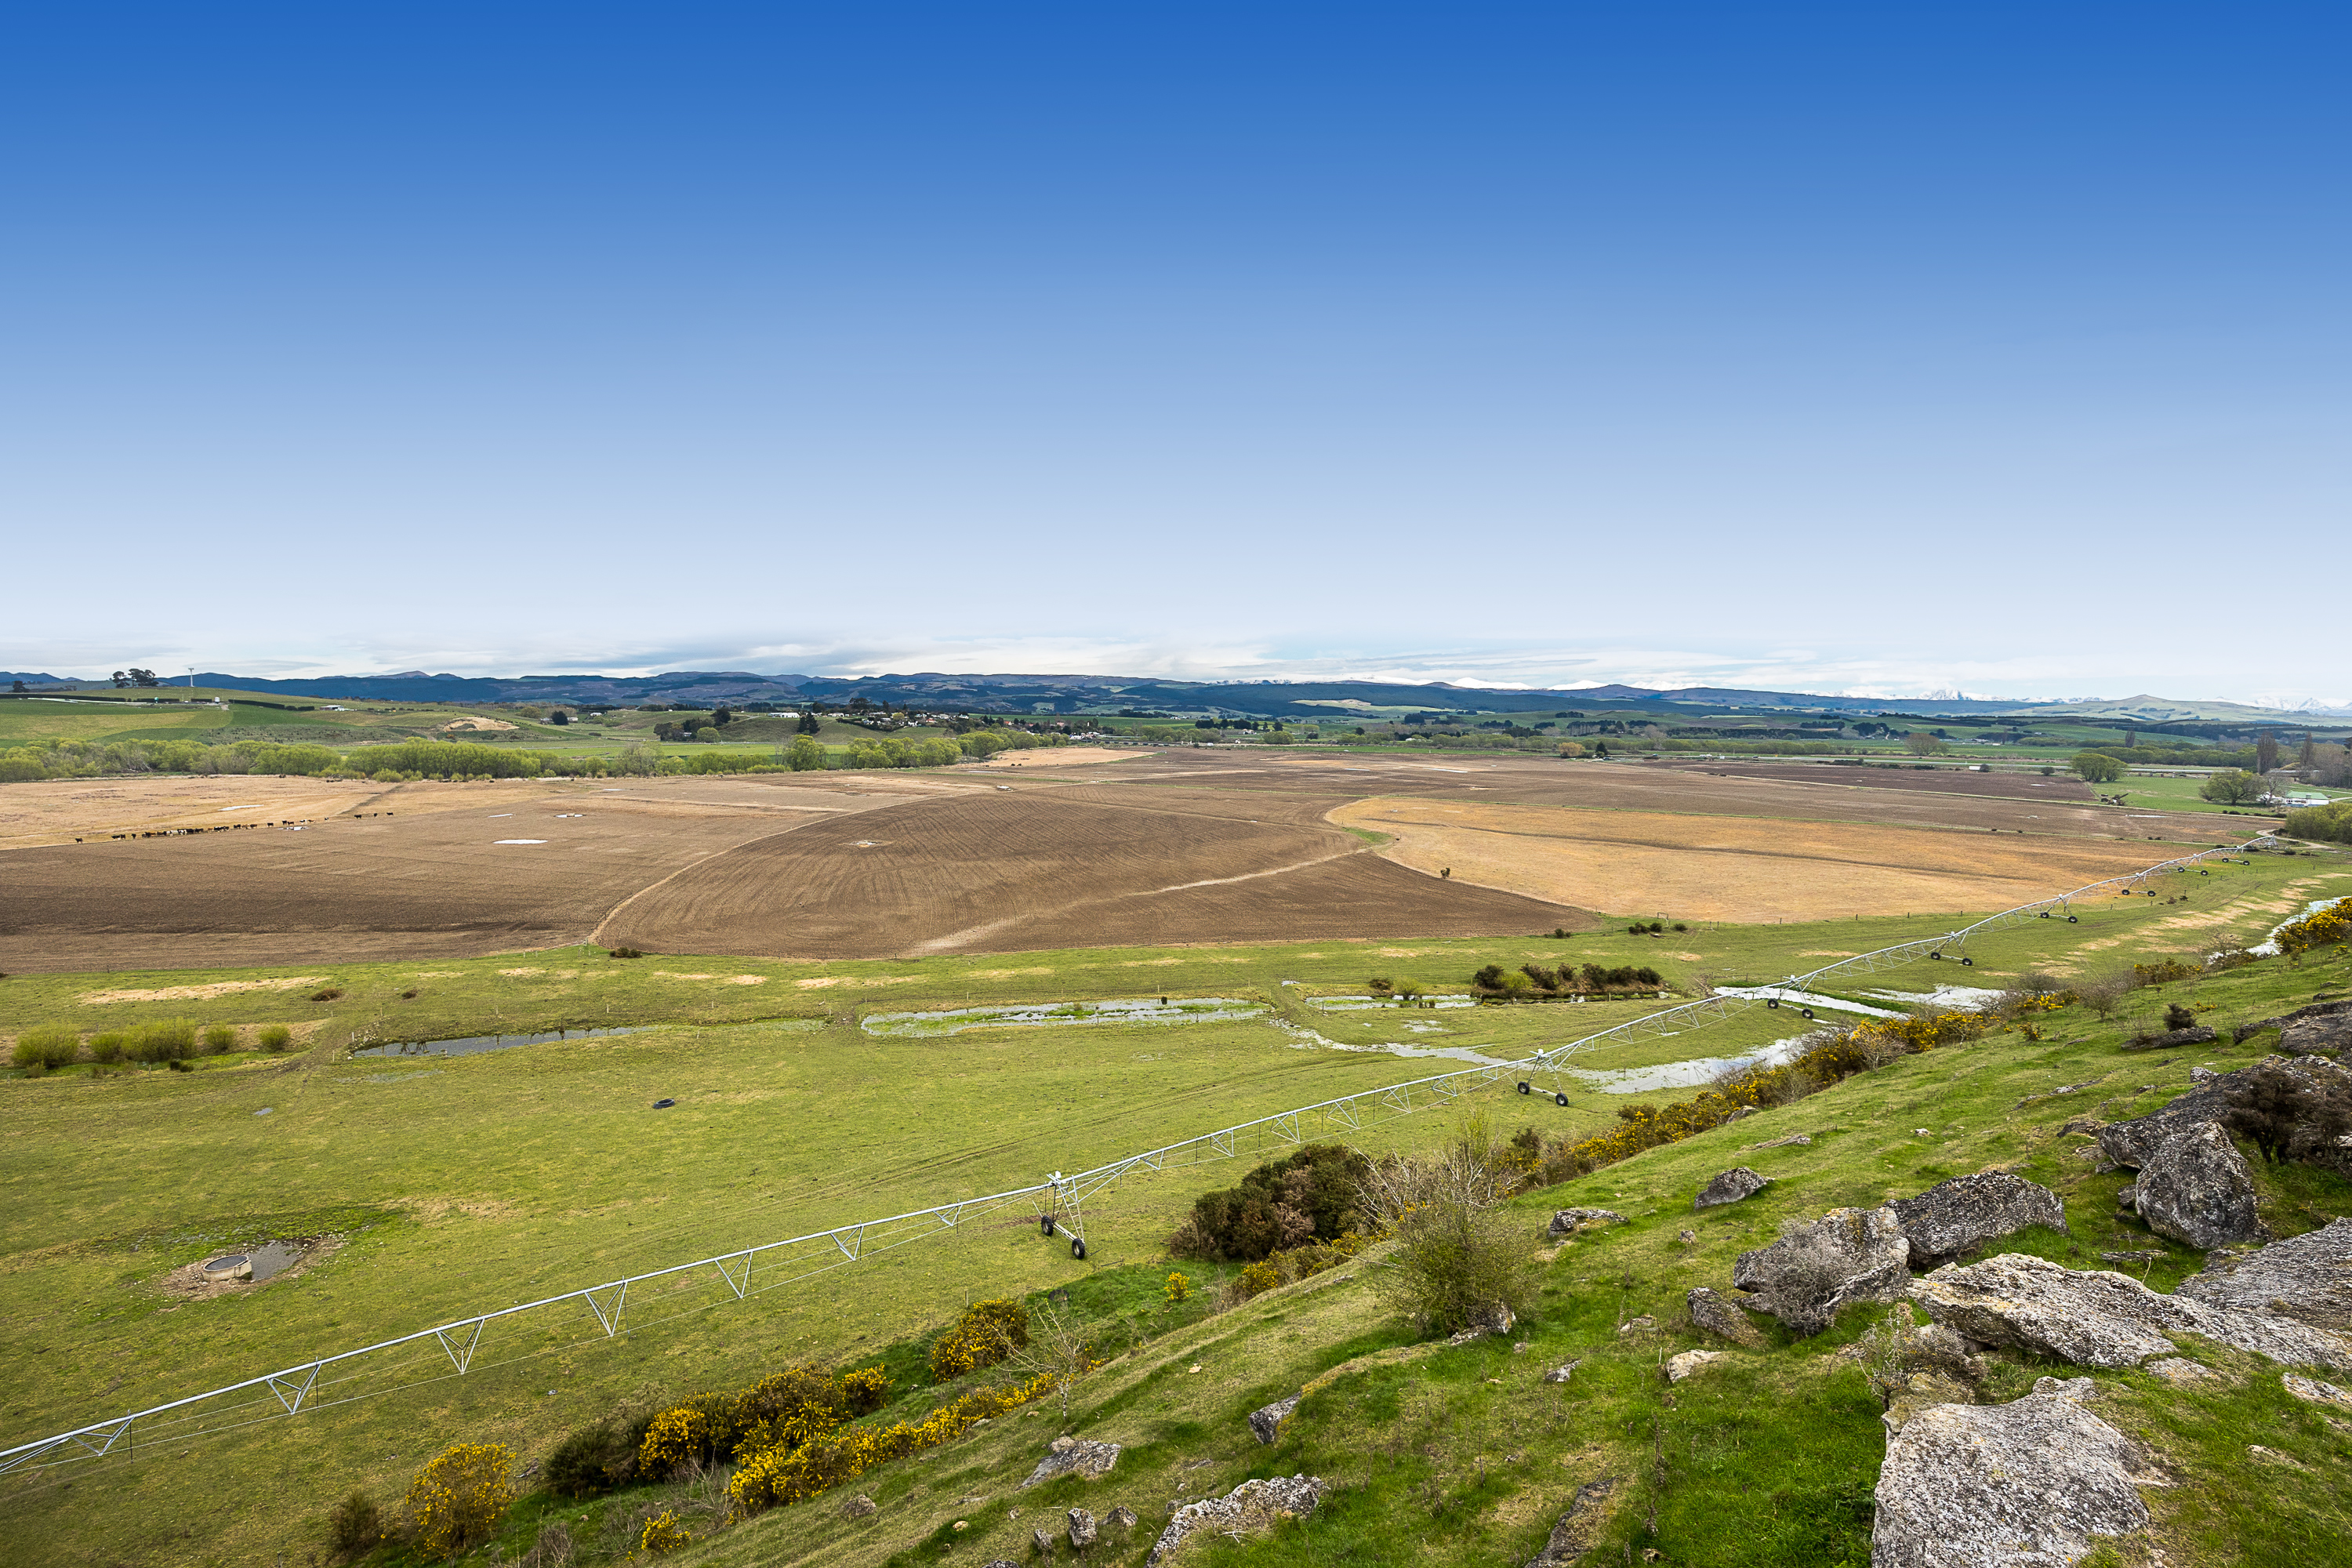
[
  {"x1": 1171, "y1": 1144, "x2": 1370, "y2": 1261},
  {"x1": 13, "y1": 1026, "x2": 79, "y2": 1069},
  {"x1": 200, "y1": 1024, "x2": 237, "y2": 1054},
  {"x1": 546, "y1": 1419, "x2": 642, "y2": 1497},
  {"x1": 257, "y1": 1024, "x2": 292, "y2": 1052},
  {"x1": 326, "y1": 1487, "x2": 383, "y2": 1556}
]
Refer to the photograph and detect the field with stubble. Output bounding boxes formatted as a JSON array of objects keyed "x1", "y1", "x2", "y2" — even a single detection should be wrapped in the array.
[{"x1": 1330, "y1": 797, "x2": 2198, "y2": 924}]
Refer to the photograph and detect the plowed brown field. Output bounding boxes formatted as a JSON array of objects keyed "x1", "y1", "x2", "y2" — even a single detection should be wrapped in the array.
[
  {"x1": 0, "y1": 776, "x2": 925, "y2": 971},
  {"x1": 2, "y1": 748, "x2": 2259, "y2": 970},
  {"x1": 593, "y1": 791, "x2": 1580, "y2": 956}
]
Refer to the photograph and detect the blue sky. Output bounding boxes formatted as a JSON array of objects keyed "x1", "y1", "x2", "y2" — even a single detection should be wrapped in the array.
[{"x1": 3, "y1": 5, "x2": 2344, "y2": 702}]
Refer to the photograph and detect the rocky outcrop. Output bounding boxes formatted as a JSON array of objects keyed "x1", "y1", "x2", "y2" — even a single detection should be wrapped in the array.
[
  {"x1": 1067, "y1": 1508, "x2": 1097, "y2": 1549},
  {"x1": 1145, "y1": 1475, "x2": 1323, "y2": 1566},
  {"x1": 1889, "y1": 1173, "x2": 2068, "y2": 1269},
  {"x1": 1908, "y1": 1253, "x2": 2352, "y2": 1371},
  {"x1": 1247, "y1": 1393, "x2": 1301, "y2": 1445},
  {"x1": 1686, "y1": 1286, "x2": 1768, "y2": 1348},
  {"x1": 1547, "y1": 1207, "x2": 1628, "y2": 1238},
  {"x1": 1732, "y1": 1207, "x2": 1911, "y2": 1334},
  {"x1": 839, "y1": 1494, "x2": 877, "y2": 1519},
  {"x1": 2122, "y1": 1024, "x2": 2217, "y2": 1051},
  {"x1": 1446, "y1": 1301, "x2": 1517, "y2": 1344},
  {"x1": 2283, "y1": 1372, "x2": 2352, "y2": 1411},
  {"x1": 2098, "y1": 1055, "x2": 2352, "y2": 1171},
  {"x1": 1871, "y1": 1385, "x2": 2152, "y2": 1567},
  {"x1": 2234, "y1": 998, "x2": 2352, "y2": 1044},
  {"x1": 1525, "y1": 1476, "x2": 1617, "y2": 1568},
  {"x1": 1880, "y1": 1369, "x2": 1974, "y2": 1435},
  {"x1": 1022, "y1": 1436, "x2": 1122, "y2": 1487},
  {"x1": 1665, "y1": 1348, "x2": 1729, "y2": 1383},
  {"x1": 1694, "y1": 1167, "x2": 1771, "y2": 1209},
  {"x1": 1106, "y1": 1505, "x2": 1138, "y2": 1530},
  {"x1": 2133, "y1": 1120, "x2": 2264, "y2": 1249},
  {"x1": 2281, "y1": 1013, "x2": 2352, "y2": 1056},
  {"x1": 2176, "y1": 1218, "x2": 2352, "y2": 1329}
]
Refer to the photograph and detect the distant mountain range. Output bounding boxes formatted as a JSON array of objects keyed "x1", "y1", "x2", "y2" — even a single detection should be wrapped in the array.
[{"x1": 7, "y1": 669, "x2": 2348, "y2": 727}]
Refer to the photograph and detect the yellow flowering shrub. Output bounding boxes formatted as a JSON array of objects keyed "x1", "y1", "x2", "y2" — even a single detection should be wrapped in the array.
[
  {"x1": 637, "y1": 1403, "x2": 719, "y2": 1477},
  {"x1": 927, "y1": 1298, "x2": 1029, "y2": 1379},
  {"x1": 641, "y1": 1510, "x2": 694, "y2": 1553},
  {"x1": 405, "y1": 1442, "x2": 515, "y2": 1558},
  {"x1": 837, "y1": 1364, "x2": 892, "y2": 1415},
  {"x1": 1164, "y1": 1272, "x2": 1191, "y2": 1304},
  {"x1": 2278, "y1": 898, "x2": 2352, "y2": 956},
  {"x1": 729, "y1": 1371, "x2": 1059, "y2": 1516},
  {"x1": 1236, "y1": 1259, "x2": 1282, "y2": 1299}
]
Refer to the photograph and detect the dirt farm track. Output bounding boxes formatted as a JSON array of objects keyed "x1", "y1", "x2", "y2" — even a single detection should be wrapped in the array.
[{"x1": 0, "y1": 752, "x2": 2270, "y2": 971}]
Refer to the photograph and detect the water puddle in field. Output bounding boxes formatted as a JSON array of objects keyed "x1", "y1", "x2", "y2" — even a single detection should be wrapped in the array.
[
  {"x1": 1713, "y1": 985, "x2": 1905, "y2": 1019},
  {"x1": 1273, "y1": 1017, "x2": 1515, "y2": 1067},
  {"x1": 1861, "y1": 985, "x2": 2007, "y2": 1011},
  {"x1": 1564, "y1": 1035, "x2": 1814, "y2": 1094},
  {"x1": 2247, "y1": 898, "x2": 2347, "y2": 957},
  {"x1": 1307, "y1": 996, "x2": 1475, "y2": 1011},
  {"x1": 862, "y1": 997, "x2": 1264, "y2": 1038},
  {"x1": 350, "y1": 1025, "x2": 646, "y2": 1059}
]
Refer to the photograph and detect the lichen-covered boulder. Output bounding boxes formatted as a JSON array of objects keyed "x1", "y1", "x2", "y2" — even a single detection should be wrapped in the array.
[
  {"x1": 1547, "y1": 1207, "x2": 1628, "y2": 1238},
  {"x1": 1068, "y1": 1508, "x2": 1097, "y2": 1549},
  {"x1": 1247, "y1": 1393, "x2": 1301, "y2": 1445},
  {"x1": 1694, "y1": 1167, "x2": 1770, "y2": 1209},
  {"x1": 2098, "y1": 1055, "x2": 2352, "y2": 1173},
  {"x1": 2134, "y1": 1121, "x2": 2264, "y2": 1250},
  {"x1": 1871, "y1": 1386, "x2": 2152, "y2": 1567},
  {"x1": 1686, "y1": 1286, "x2": 1767, "y2": 1348},
  {"x1": 1664, "y1": 1349, "x2": 1729, "y2": 1383},
  {"x1": 2281, "y1": 1012, "x2": 2352, "y2": 1056},
  {"x1": 1908, "y1": 1253, "x2": 2352, "y2": 1371},
  {"x1": 1731, "y1": 1207, "x2": 1910, "y2": 1334},
  {"x1": 2176, "y1": 1217, "x2": 2352, "y2": 1329},
  {"x1": 1145, "y1": 1475, "x2": 1323, "y2": 1566},
  {"x1": 1022, "y1": 1436, "x2": 1122, "y2": 1487},
  {"x1": 2234, "y1": 998, "x2": 2352, "y2": 1045},
  {"x1": 1889, "y1": 1172, "x2": 2068, "y2": 1269},
  {"x1": 2122, "y1": 1024, "x2": 2217, "y2": 1051},
  {"x1": 1525, "y1": 1476, "x2": 1617, "y2": 1568}
]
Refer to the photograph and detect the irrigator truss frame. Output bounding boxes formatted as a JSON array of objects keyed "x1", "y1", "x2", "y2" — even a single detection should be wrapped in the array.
[{"x1": 0, "y1": 833, "x2": 2281, "y2": 1477}]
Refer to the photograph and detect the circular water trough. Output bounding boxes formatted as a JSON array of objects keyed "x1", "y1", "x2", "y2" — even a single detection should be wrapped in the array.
[{"x1": 201, "y1": 1254, "x2": 253, "y2": 1283}]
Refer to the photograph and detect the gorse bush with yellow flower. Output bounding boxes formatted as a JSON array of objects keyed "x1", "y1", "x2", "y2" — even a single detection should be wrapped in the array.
[
  {"x1": 728, "y1": 1370, "x2": 1062, "y2": 1515},
  {"x1": 404, "y1": 1442, "x2": 516, "y2": 1557},
  {"x1": 635, "y1": 1363, "x2": 893, "y2": 1482},
  {"x1": 927, "y1": 1298, "x2": 1030, "y2": 1379},
  {"x1": 1512, "y1": 1011, "x2": 1991, "y2": 1186},
  {"x1": 2276, "y1": 897, "x2": 2352, "y2": 956}
]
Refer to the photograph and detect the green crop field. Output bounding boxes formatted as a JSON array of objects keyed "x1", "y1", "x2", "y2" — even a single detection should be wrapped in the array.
[{"x1": 0, "y1": 845, "x2": 2344, "y2": 1564}]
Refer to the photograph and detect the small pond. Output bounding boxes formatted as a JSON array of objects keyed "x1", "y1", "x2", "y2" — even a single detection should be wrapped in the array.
[
  {"x1": 862, "y1": 998, "x2": 1264, "y2": 1039},
  {"x1": 351, "y1": 1025, "x2": 646, "y2": 1060}
]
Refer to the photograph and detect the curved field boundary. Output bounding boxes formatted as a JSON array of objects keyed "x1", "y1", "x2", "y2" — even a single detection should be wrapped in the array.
[{"x1": 0, "y1": 833, "x2": 2277, "y2": 1478}]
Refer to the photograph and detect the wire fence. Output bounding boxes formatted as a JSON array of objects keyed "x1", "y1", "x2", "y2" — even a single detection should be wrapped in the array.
[{"x1": 0, "y1": 833, "x2": 2278, "y2": 1477}]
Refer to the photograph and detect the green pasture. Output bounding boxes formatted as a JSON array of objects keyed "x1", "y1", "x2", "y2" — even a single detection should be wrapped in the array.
[
  {"x1": 0, "y1": 847, "x2": 2344, "y2": 1563},
  {"x1": 49, "y1": 919, "x2": 2335, "y2": 1567},
  {"x1": 584, "y1": 940, "x2": 2352, "y2": 1568}
]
